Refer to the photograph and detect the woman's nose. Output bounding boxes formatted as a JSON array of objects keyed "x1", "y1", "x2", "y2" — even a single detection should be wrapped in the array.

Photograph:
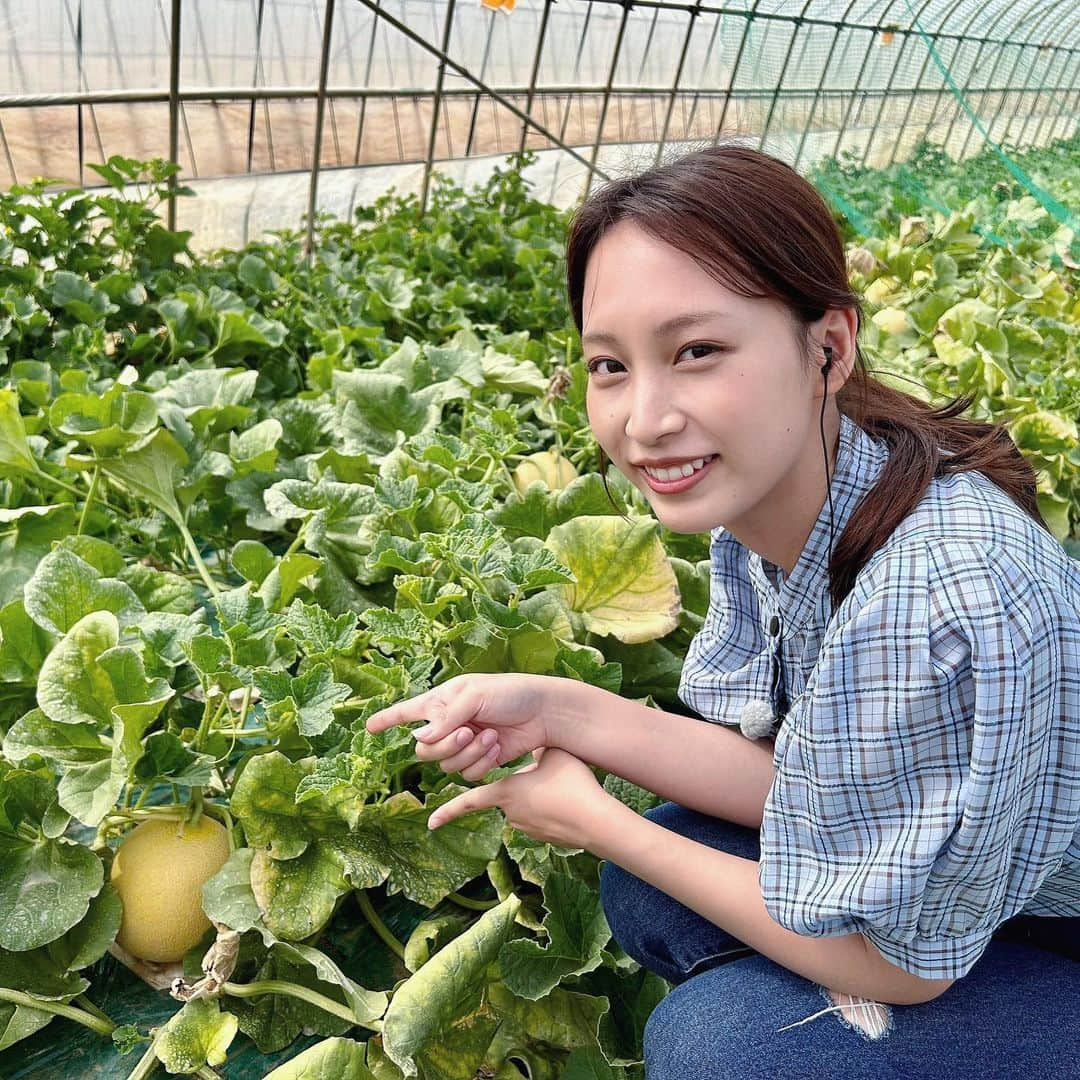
[{"x1": 624, "y1": 386, "x2": 686, "y2": 444}]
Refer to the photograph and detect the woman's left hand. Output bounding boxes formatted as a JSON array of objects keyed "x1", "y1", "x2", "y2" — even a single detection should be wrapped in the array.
[{"x1": 427, "y1": 746, "x2": 611, "y2": 850}]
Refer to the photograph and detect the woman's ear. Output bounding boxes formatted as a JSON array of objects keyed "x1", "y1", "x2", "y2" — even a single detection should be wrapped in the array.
[{"x1": 815, "y1": 307, "x2": 858, "y2": 393}]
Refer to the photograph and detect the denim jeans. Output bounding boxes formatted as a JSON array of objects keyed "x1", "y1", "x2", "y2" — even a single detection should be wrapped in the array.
[{"x1": 598, "y1": 801, "x2": 1079, "y2": 1079}]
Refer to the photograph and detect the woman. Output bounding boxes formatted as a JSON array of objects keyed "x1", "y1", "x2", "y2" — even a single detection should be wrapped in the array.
[{"x1": 367, "y1": 143, "x2": 1079, "y2": 1076}]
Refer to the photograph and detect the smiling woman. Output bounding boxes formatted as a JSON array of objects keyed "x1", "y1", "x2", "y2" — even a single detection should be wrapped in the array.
[{"x1": 555, "y1": 140, "x2": 1080, "y2": 1077}]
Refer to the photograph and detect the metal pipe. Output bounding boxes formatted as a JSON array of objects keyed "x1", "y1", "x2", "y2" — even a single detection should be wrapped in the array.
[
  {"x1": 346, "y1": 0, "x2": 611, "y2": 182},
  {"x1": 1037, "y1": 5, "x2": 1080, "y2": 144},
  {"x1": 792, "y1": 0, "x2": 860, "y2": 172},
  {"x1": 655, "y1": 0, "x2": 702, "y2": 164},
  {"x1": 682, "y1": 10, "x2": 723, "y2": 139},
  {"x1": 859, "y1": 28, "x2": 915, "y2": 168},
  {"x1": 714, "y1": 8, "x2": 760, "y2": 142},
  {"x1": 883, "y1": 0, "x2": 966, "y2": 168},
  {"x1": 938, "y1": 0, "x2": 1000, "y2": 158},
  {"x1": 353, "y1": 0, "x2": 382, "y2": 164},
  {"x1": 519, "y1": 0, "x2": 555, "y2": 154},
  {"x1": 1, "y1": 81, "x2": 1071, "y2": 112},
  {"x1": 957, "y1": 16, "x2": 1024, "y2": 158},
  {"x1": 584, "y1": 0, "x2": 634, "y2": 200},
  {"x1": 306, "y1": 0, "x2": 336, "y2": 259},
  {"x1": 1023, "y1": 3, "x2": 1077, "y2": 145},
  {"x1": 167, "y1": 0, "x2": 181, "y2": 230},
  {"x1": 465, "y1": 10, "x2": 498, "y2": 158},
  {"x1": 420, "y1": 0, "x2": 456, "y2": 216},
  {"x1": 757, "y1": 4, "x2": 814, "y2": 154},
  {"x1": 247, "y1": 0, "x2": 267, "y2": 172},
  {"x1": 557, "y1": 4, "x2": 593, "y2": 149},
  {"x1": 311, "y1": 0, "x2": 342, "y2": 165}
]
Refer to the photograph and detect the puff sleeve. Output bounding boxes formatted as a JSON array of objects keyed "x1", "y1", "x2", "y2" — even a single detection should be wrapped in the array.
[
  {"x1": 759, "y1": 540, "x2": 1080, "y2": 980},
  {"x1": 678, "y1": 528, "x2": 773, "y2": 728}
]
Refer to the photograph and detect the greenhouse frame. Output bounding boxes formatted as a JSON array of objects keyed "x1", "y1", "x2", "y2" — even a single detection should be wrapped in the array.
[{"x1": 1, "y1": 0, "x2": 1077, "y2": 247}]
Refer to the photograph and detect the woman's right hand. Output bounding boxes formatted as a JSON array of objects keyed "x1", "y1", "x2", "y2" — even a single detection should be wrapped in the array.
[{"x1": 364, "y1": 673, "x2": 568, "y2": 782}]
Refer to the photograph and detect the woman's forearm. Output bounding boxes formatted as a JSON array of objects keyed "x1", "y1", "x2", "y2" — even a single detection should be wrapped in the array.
[{"x1": 548, "y1": 680, "x2": 776, "y2": 830}]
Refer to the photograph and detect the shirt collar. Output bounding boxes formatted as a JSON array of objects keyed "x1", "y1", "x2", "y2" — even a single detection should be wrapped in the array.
[{"x1": 744, "y1": 413, "x2": 890, "y2": 633}]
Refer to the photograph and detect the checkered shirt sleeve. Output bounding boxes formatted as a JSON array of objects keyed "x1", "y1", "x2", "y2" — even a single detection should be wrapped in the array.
[{"x1": 758, "y1": 539, "x2": 1080, "y2": 981}]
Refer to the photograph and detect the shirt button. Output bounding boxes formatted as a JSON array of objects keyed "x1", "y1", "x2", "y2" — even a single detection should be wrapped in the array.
[{"x1": 768, "y1": 615, "x2": 780, "y2": 636}]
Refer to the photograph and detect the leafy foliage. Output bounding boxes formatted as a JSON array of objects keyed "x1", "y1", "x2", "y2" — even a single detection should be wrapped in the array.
[{"x1": 0, "y1": 145, "x2": 1076, "y2": 1076}]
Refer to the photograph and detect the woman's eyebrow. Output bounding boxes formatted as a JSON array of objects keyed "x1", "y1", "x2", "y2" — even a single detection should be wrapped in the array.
[{"x1": 581, "y1": 310, "x2": 733, "y2": 348}]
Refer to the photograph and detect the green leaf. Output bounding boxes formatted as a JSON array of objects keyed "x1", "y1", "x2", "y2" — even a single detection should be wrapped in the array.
[
  {"x1": 0, "y1": 505, "x2": 78, "y2": 611},
  {"x1": 95, "y1": 427, "x2": 189, "y2": 526},
  {"x1": 498, "y1": 872, "x2": 611, "y2": 999},
  {"x1": 229, "y1": 418, "x2": 283, "y2": 475},
  {"x1": 0, "y1": 831, "x2": 104, "y2": 950},
  {"x1": 2, "y1": 708, "x2": 109, "y2": 766},
  {"x1": 48, "y1": 384, "x2": 157, "y2": 451},
  {"x1": 24, "y1": 548, "x2": 146, "y2": 636},
  {"x1": 0, "y1": 389, "x2": 40, "y2": 476},
  {"x1": 250, "y1": 843, "x2": 349, "y2": 940},
  {"x1": 546, "y1": 516, "x2": 681, "y2": 644},
  {"x1": 284, "y1": 600, "x2": 358, "y2": 657},
  {"x1": 261, "y1": 1037, "x2": 376, "y2": 1079},
  {"x1": 202, "y1": 848, "x2": 263, "y2": 933},
  {"x1": 289, "y1": 664, "x2": 352, "y2": 737},
  {"x1": 332, "y1": 370, "x2": 439, "y2": 456},
  {"x1": 155, "y1": 998, "x2": 238, "y2": 1073},
  {"x1": 0, "y1": 945, "x2": 87, "y2": 1051},
  {"x1": 230, "y1": 752, "x2": 314, "y2": 859},
  {"x1": 381, "y1": 894, "x2": 521, "y2": 1078},
  {"x1": 344, "y1": 787, "x2": 505, "y2": 909},
  {"x1": 227, "y1": 949, "x2": 352, "y2": 1054},
  {"x1": 44, "y1": 883, "x2": 122, "y2": 972},
  {"x1": 0, "y1": 600, "x2": 53, "y2": 684},
  {"x1": 37, "y1": 610, "x2": 120, "y2": 727}
]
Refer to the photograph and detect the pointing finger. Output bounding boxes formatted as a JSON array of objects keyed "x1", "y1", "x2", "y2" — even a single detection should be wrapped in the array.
[
  {"x1": 427, "y1": 783, "x2": 502, "y2": 831},
  {"x1": 366, "y1": 691, "x2": 444, "y2": 735}
]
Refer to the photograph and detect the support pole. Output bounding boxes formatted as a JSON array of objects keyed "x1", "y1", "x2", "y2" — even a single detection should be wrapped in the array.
[
  {"x1": 305, "y1": 0, "x2": 336, "y2": 260},
  {"x1": 168, "y1": 0, "x2": 181, "y2": 231}
]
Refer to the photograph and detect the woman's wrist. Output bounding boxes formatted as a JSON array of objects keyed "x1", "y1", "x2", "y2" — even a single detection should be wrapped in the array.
[{"x1": 544, "y1": 676, "x2": 602, "y2": 754}]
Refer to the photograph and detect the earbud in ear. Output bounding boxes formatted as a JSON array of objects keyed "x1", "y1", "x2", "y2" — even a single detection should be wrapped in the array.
[{"x1": 822, "y1": 345, "x2": 834, "y2": 374}]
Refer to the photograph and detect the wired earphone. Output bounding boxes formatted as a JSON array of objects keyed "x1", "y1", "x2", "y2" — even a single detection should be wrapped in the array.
[
  {"x1": 739, "y1": 341, "x2": 837, "y2": 741},
  {"x1": 820, "y1": 344, "x2": 836, "y2": 566}
]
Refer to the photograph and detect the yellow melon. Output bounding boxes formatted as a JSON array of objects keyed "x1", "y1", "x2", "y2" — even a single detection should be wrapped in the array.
[
  {"x1": 512, "y1": 451, "x2": 579, "y2": 495},
  {"x1": 110, "y1": 815, "x2": 230, "y2": 963}
]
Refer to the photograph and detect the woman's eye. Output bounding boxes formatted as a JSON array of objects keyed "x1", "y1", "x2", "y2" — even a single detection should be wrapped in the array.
[
  {"x1": 678, "y1": 344, "x2": 718, "y2": 361},
  {"x1": 586, "y1": 358, "x2": 622, "y2": 376},
  {"x1": 585, "y1": 345, "x2": 722, "y2": 377}
]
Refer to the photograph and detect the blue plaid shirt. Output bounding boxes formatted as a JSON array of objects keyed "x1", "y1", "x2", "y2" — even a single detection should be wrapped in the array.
[{"x1": 678, "y1": 413, "x2": 1080, "y2": 980}]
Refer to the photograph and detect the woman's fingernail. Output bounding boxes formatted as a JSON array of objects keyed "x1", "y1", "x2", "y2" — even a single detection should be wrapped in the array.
[
  {"x1": 455, "y1": 729, "x2": 472, "y2": 745},
  {"x1": 480, "y1": 729, "x2": 496, "y2": 746},
  {"x1": 414, "y1": 723, "x2": 434, "y2": 739}
]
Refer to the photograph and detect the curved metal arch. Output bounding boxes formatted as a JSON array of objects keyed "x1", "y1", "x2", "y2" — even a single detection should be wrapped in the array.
[
  {"x1": 883, "y1": 0, "x2": 971, "y2": 167},
  {"x1": 1027, "y1": 3, "x2": 1080, "y2": 144},
  {"x1": 858, "y1": 0, "x2": 949, "y2": 167},
  {"x1": 936, "y1": 0, "x2": 1023, "y2": 156},
  {"x1": 791, "y1": 0, "x2": 865, "y2": 171},
  {"x1": 978, "y1": 0, "x2": 1076, "y2": 47},
  {"x1": 1007, "y1": 0, "x2": 1076, "y2": 144},
  {"x1": 973, "y1": 0, "x2": 1072, "y2": 154},
  {"x1": 914, "y1": 0, "x2": 1041, "y2": 159},
  {"x1": 827, "y1": 19, "x2": 887, "y2": 160},
  {"x1": 712, "y1": 1, "x2": 766, "y2": 143},
  {"x1": 756, "y1": 0, "x2": 818, "y2": 154}
]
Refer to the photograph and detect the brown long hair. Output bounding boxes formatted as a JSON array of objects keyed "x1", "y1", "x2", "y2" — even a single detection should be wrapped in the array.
[{"x1": 565, "y1": 141, "x2": 1048, "y2": 611}]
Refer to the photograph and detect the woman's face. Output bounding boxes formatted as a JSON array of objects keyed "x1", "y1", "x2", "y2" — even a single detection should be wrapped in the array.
[{"x1": 581, "y1": 219, "x2": 849, "y2": 567}]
